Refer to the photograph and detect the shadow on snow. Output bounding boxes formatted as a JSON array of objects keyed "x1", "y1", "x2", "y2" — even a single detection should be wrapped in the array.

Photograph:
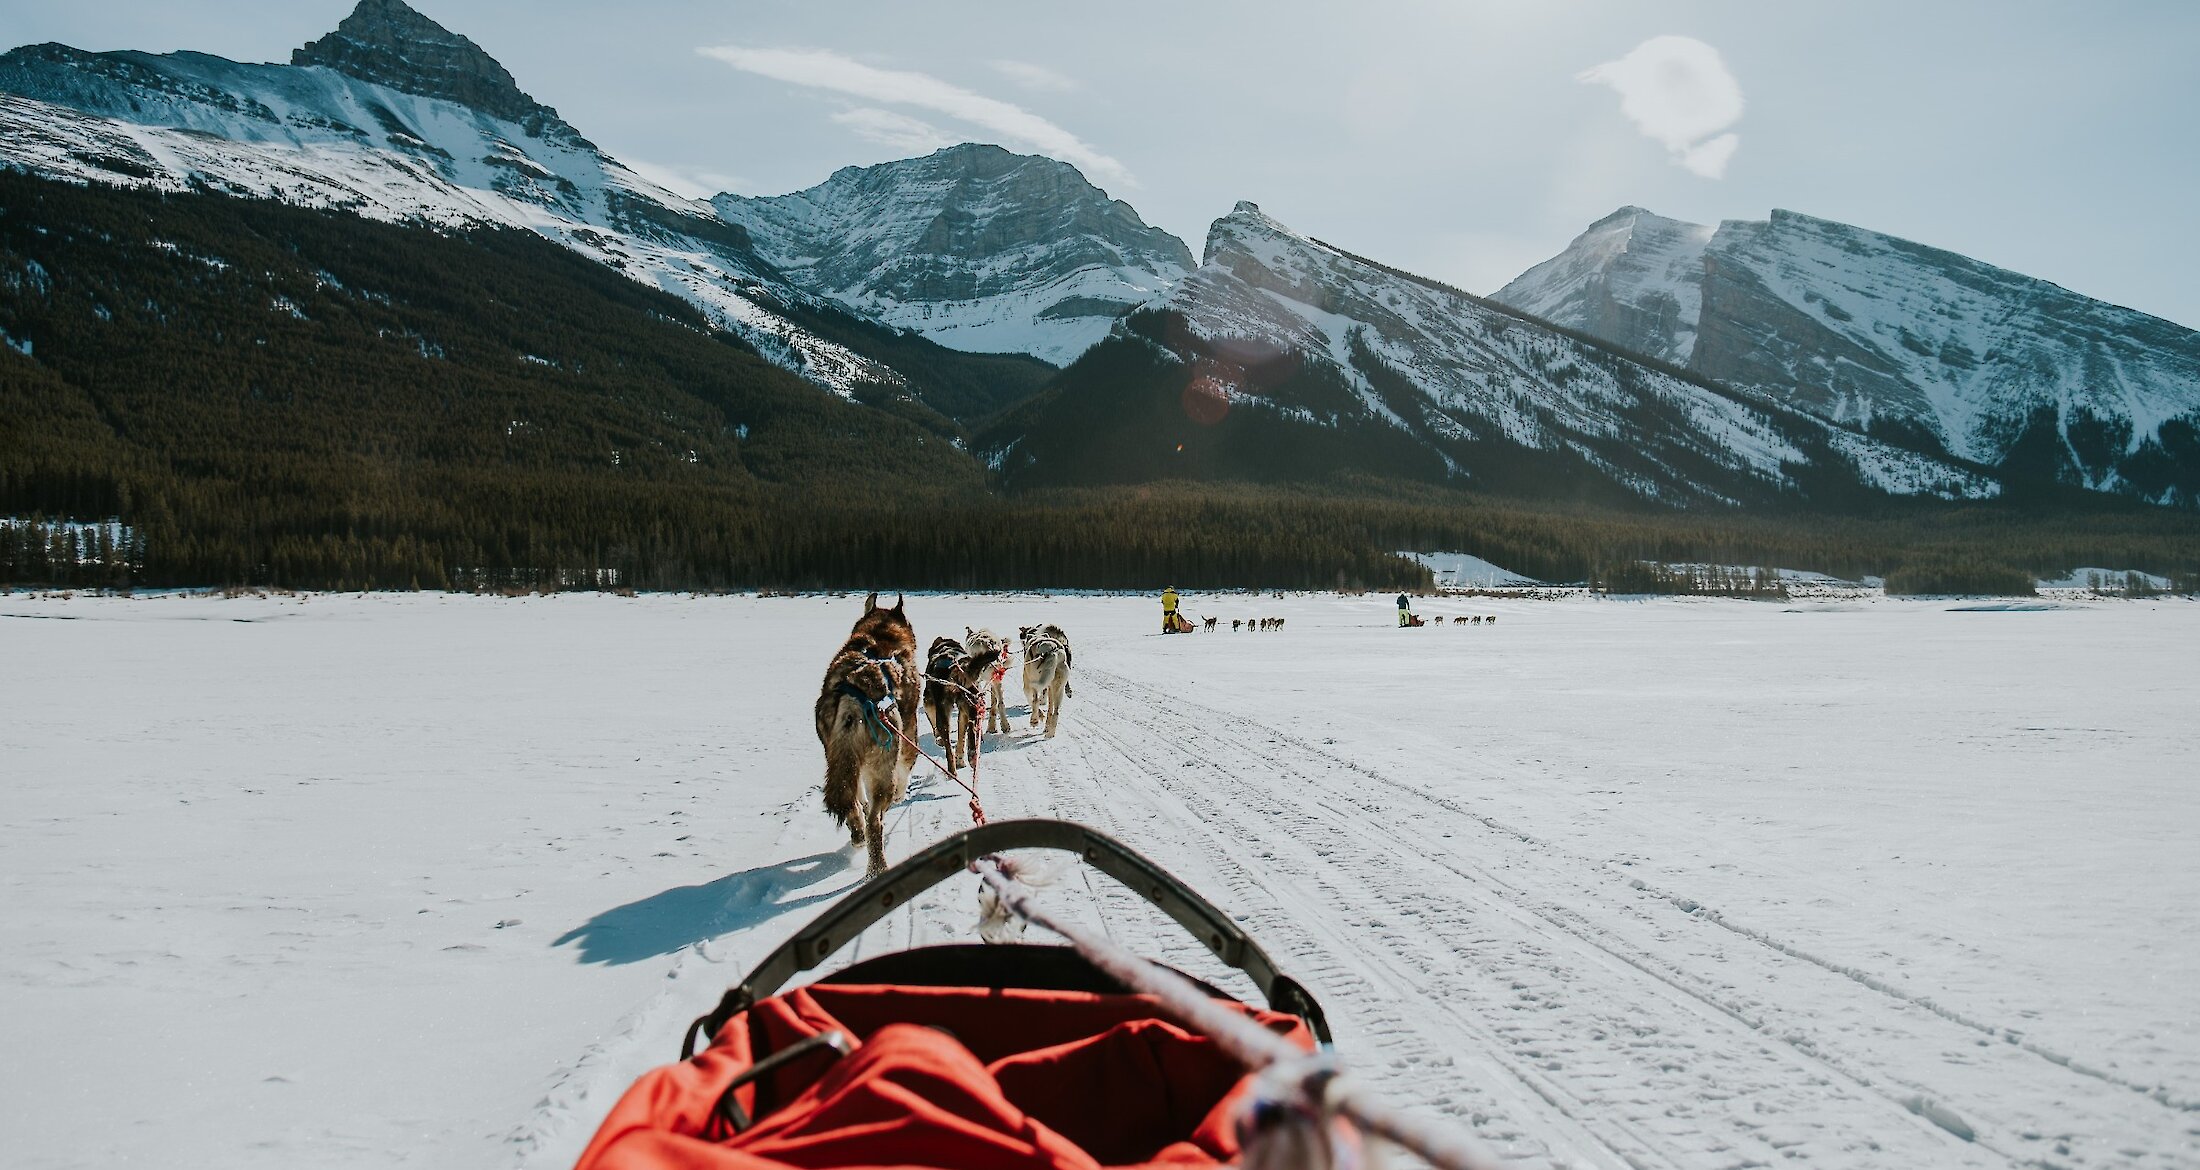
[{"x1": 553, "y1": 849, "x2": 856, "y2": 965}]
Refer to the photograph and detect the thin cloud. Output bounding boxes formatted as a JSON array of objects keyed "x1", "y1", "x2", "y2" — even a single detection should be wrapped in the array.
[
  {"x1": 1579, "y1": 36, "x2": 1744, "y2": 179},
  {"x1": 832, "y1": 107, "x2": 956, "y2": 154},
  {"x1": 697, "y1": 44, "x2": 1132, "y2": 186},
  {"x1": 991, "y1": 59, "x2": 1077, "y2": 93},
  {"x1": 621, "y1": 158, "x2": 749, "y2": 200}
]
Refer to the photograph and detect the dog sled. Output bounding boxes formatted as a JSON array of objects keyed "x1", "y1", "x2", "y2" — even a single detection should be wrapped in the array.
[
  {"x1": 573, "y1": 819, "x2": 1491, "y2": 1170},
  {"x1": 1162, "y1": 611, "x2": 1197, "y2": 634}
]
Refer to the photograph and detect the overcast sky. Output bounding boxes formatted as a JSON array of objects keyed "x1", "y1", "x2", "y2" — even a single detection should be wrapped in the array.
[{"x1": 10, "y1": 1, "x2": 2198, "y2": 327}]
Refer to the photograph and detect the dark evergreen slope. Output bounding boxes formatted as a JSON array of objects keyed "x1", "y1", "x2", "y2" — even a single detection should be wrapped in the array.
[
  {"x1": 0, "y1": 175, "x2": 1436, "y2": 591},
  {"x1": 756, "y1": 293, "x2": 1059, "y2": 426},
  {"x1": 0, "y1": 172, "x2": 988, "y2": 587}
]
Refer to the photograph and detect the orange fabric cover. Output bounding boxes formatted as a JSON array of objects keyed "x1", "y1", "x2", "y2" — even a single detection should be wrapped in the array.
[{"x1": 574, "y1": 983, "x2": 1314, "y2": 1170}]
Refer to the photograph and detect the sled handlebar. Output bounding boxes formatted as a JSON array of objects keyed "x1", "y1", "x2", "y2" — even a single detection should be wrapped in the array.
[{"x1": 689, "y1": 818, "x2": 1330, "y2": 1056}]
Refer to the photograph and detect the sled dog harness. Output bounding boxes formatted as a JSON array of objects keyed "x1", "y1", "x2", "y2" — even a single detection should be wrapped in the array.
[
  {"x1": 1025, "y1": 635, "x2": 1068, "y2": 669},
  {"x1": 838, "y1": 656, "x2": 903, "y2": 749},
  {"x1": 838, "y1": 654, "x2": 992, "y2": 825}
]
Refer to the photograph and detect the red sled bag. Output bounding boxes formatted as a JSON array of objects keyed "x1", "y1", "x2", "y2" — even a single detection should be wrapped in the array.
[
  {"x1": 572, "y1": 822, "x2": 1335, "y2": 1170},
  {"x1": 574, "y1": 979, "x2": 1317, "y2": 1170}
]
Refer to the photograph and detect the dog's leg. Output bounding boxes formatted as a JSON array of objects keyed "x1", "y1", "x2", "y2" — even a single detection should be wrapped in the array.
[
  {"x1": 957, "y1": 697, "x2": 975, "y2": 775},
  {"x1": 1045, "y1": 669, "x2": 1067, "y2": 738},
  {"x1": 923, "y1": 691, "x2": 943, "y2": 771},
  {"x1": 857, "y1": 755, "x2": 891, "y2": 879},
  {"x1": 927, "y1": 691, "x2": 958, "y2": 776},
  {"x1": 822, "y1": 725, "x2": 865, "y2": 848}
]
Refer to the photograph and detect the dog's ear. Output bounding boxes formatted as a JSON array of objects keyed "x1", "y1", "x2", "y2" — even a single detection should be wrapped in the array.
[
  {"x1": 891, "y1": 593, "x2": 905, "y2": 615},
  {"x1": 964, "y1": 625, "x2": 974, "y2": 640},
  {"x1": 864, "y1": 590, "x2": 879, "y2": 610}
]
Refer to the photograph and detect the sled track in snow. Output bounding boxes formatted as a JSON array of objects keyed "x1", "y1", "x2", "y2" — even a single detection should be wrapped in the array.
[
  {"x1": 1038, "y1": 669, "x2": 1994, "y2": 1169},
  {"x1": 517, "y1": 661, "x2": 2191, "y2": 1170},
  {"x1": 997, "y1": 665, "x2": 2185, "y2": 1170}
]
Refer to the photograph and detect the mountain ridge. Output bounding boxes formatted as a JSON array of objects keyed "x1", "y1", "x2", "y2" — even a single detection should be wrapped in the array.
[
  {"x1": 713, "y1": 143, "x2": 1192, "y2": 366},
  {"x1": 0, "y1": 0, "x2": 922, "y2": 397},
  {"x1": 3, "y1": 0, "x2": 2194, "y2": 513},
  {"x1": 984, "y1": 201, "x2": 1999, "y2": 506},
  {"x1": 1497, "y1": 205, "x2": 2200, "y2": 504}
]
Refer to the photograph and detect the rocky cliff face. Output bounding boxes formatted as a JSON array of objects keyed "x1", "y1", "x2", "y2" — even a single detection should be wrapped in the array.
[
  {"x1": 1494, "y1": 207, "x2": 1713, "y2": 366},
  {"x1": 983, "y1": 202, "x2": 1996, "y2": 504},
  {"x1": 713, "y1": 144, "x2": 1192, "y2": 365},
  {"x1": 289, "y1": 0, "x2": 576, "y2": 138},
  {"x1": 1501, "y1": 207, "x2": 2200, "y2": 504}
]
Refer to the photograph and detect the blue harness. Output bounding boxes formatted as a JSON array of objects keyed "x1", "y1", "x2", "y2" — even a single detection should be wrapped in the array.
[{"x1": 837, "y1": 656, "x2": 902, "y2": 748}]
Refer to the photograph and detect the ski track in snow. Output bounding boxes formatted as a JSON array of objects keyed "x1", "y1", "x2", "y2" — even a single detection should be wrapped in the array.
[{"x1": 5, "y1": 593, "x2": 2195, "y2": 1170}]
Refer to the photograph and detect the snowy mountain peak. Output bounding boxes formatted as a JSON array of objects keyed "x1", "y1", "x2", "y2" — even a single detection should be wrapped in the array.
[
  {"x1": 713, "y1": 143, "x2": 1193, "y2": 365},
  {"x1": 290, "y1": 0, "x2": 575, "y2": 139},
  {"x1": 1501, "y1": 204, "x2": 2200, "y2": 502},
  {"x1": 1215, "y1": 200, "x2": 1293, "y2": 233},
  {"x1": 1493, "y1": 206, "x2": 1715, "y2": 365},
  {"x1": 1693, "y1": 209, "x2": 2200, "y2": 498}
]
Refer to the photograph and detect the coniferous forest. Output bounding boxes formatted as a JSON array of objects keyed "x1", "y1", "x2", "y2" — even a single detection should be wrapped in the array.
[{"x1": 4, "y1": 173, "x2": 2199, "y2": 594}]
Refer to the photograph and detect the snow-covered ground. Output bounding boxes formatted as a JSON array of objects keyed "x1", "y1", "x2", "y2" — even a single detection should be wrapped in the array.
[{"x1": 3, "y1": 591, "x2": 2195, "y2": 1170}]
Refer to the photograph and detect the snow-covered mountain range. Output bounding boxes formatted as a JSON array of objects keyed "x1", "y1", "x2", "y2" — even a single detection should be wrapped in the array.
[
  {"x1": 1499, "y1": 208, "x2": 2200, "y2": 503},
  {"x1": 713, "y1": 144, "x2": 1191, "y2": 366},
  {"x1": 0, "y1": 0, "x2": 896, "y2": 392},
  {"x1": 2, "y1": 0, "x2": 2192, "y2": 508},
  {"x1": 986, "y1": 202, "x2": 1996, "y2": 504}
]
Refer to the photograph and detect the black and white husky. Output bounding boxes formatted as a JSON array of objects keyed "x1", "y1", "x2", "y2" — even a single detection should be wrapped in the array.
[{"x1": 1018, "y1": 623, "x2": 1073, "y2": 738}]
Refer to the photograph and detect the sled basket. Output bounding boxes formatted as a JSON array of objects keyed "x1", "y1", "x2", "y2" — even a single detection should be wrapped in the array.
[{"x1": 573, "y1": 819, "x2": 1333, "y2": 1170}]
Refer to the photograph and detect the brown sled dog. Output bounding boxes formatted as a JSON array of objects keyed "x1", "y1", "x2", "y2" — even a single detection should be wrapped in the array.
[
  {"x1": 815, "y1": 593, "x2": 920, "y2": 878},
  {"x1": 923, "y1": 635, "x2": 1002, "y2": 777}
]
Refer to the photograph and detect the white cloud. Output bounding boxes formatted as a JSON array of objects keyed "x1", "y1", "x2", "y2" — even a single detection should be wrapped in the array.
[
  {"x1": 831, "y1": 107, "x2": 956, "y2": 154},
  {"x1": 1679, "y1": 132, "x2": 1740, "y2": 180},
  {"x1": 697, "y1": 44, "x2": 1132, "y2": 187},
  {"x1": 620, "y1": 157, "x2": 749, "y2": 200},
  {"x1": 1579, "y1": 36, "x2": 1745, "y2": 179},
  {"x1": 991, "y1": 59, "x2": 1077, "y2": 93}
]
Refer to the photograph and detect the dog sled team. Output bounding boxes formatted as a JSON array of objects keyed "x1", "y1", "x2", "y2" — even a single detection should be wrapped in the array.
[
  {"x1": 815, "y1": 593, "x2": 1072, "y2": 878},
  {"x1": 1163, "y1": 585, "x2": 1294, "y2": 635},
  {"x1": 1390, "y1": 589, "x2": 1496, "y2": 624}
]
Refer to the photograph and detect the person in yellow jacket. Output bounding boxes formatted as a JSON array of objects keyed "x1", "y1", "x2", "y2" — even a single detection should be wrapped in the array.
[{"x1": 1161, "y1": 586, "x2": 1181, "y2": 633}]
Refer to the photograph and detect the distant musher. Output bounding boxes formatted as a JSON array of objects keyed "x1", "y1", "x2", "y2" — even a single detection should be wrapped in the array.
[
  {"x1": 1161, "y1": 586, "x2": 1194, "y2": 633},
  {"x1": 1396, "y1": 593, "x2": 1425, "y2": 628}
]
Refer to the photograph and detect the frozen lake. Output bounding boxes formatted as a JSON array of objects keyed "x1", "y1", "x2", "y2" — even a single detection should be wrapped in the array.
[{"x1": 3, "y1": 590, "x2": 2195, "y2": 1169}]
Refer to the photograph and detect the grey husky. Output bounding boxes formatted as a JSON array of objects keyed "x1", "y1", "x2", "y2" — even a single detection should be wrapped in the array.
[{"x1": 1019, "y1": 623, "x2": 1073, "y2": 738}]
